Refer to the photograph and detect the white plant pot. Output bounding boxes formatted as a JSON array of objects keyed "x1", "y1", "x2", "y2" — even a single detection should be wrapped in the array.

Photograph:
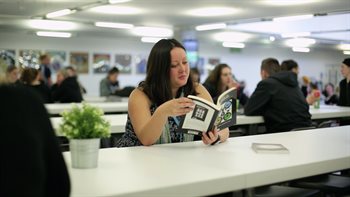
[{"x1": 70, "y1": 138, "x2": 100, "y2": 169}]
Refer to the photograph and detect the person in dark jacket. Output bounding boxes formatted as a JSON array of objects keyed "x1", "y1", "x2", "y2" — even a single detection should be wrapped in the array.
[
  {"x1": 52, "y1": 68, "x2": 83, "y2": 103},
  {"x1": 0, "y1": 85, "x2": 70, "y2": 197},
  {"x1": 244, "y1": 58, "x2": 311, "y2": 133},
  {"x1": 339, "y1": 58, "x2": 350, "y2": 107}
]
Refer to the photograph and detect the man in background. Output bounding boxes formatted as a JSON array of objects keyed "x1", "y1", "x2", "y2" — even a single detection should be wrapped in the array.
[
  {"x1": 39, "y1": 54, "x2": 52, "y2": 87},
  {"x1": 99, "y1": 67, "x2": 120, "y2": 96},
  {"x1": 244, "y1": 58, "x2": 311, "y2": 133}
]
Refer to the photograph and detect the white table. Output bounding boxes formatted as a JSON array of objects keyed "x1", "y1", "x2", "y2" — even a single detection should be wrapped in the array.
[
  {"x1": 83, "y1": 96, "x2": 129, "y2": 103},
  {"x1": 46, "y1": 102, "x2": 128, "y2": 115},
  {"x1": 310, "y1": 105, "x2": 350, "y2": 119},
  {"x1": 64, "y1": 126, "x2": 350, "y2": 197}
]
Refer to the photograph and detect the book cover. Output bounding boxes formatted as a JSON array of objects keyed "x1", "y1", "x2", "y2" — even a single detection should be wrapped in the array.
[
  {"x1": 176, "y1": 87, "x2": 237, "y2": 136},
  {"x1": 251, "y1": 143, "x2": 289, "y2": 154}
]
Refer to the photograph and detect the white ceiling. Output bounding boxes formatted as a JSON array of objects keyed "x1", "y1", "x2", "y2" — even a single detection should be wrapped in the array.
[{"x1": 0, "y1": 0, "x2": 349, "y2": 49}]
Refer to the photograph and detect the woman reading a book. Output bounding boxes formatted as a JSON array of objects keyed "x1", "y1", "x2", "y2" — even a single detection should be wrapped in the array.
[
  {"x1": 203, "y1": 64, "x2": 238, "y2": 103},
  {"x1": 115, "y1": 39, "x2": 229, "y2": 147}
]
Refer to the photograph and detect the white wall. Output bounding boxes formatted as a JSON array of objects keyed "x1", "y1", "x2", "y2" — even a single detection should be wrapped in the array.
[{"x1": 0, "y1": 32, "x2": 347, "y2": 96}]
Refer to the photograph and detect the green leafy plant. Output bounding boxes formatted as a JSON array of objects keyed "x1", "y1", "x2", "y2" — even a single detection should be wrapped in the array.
[{"x1": 59, "y1": 102, "x2": 111, "y2": 139}]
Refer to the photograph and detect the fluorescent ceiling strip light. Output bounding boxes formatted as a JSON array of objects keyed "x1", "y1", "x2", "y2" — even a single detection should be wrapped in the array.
[
  {"x1": 338, "y1": 44, "x2": 350, "y2": 51},
  {"x1": 95, "y1": 22, "x2": 134, "y2": 29},
  {"x1": 273, "y1": 14, "x2": 313, "y2": 22},
  {"x1": 188, "y1": 7, "x2": 237, "y2": 17},
  {"x1": 133, "y1": 26, "x2": 173, "y2": 37},
  {"x1": 344, "y1": 51, "x2": 350, "y2": 55},
  {"x1": 222, "y1": 42, "x2": 245, "y2": 48},
  {"x1": 46, "y1": 9, "x2": 76, "y2": 18},
  {"x1": 109, "y1": 0, "x2": 132, "y2": 3},
  {"x1": 285, "y1": 38, "x2": 316, "y2": 47},
  {"x1": 28, "y1": 20, "x2": 77, "y2": 30},
  {"x1": 292, "y1": 47, "x2": 310, "y2": 53},
  {"x1": 141, "y1": 37, "x2": 165, "y2": 43},
  {"x1": 36, "y1": 31, "x2": 71, "y2": 38},
  {"x1": 281, "y1": 32, "x2": 311, "y2": 38},
  {"x1": 195, "y1": 23, "x2": 226, "y2": 31},
  {"x1": 214, "y1": 32, "x2": 252, "y2": 42}
]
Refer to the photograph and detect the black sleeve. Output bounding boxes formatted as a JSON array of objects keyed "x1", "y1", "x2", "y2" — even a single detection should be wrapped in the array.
[{"x1": 244, "y1": 81, "x2": 271, "y2": 116}]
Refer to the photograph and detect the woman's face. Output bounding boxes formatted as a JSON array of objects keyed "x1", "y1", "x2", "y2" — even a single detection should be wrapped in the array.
[
  {"x1": 169, "y1": 47, "x2": 189, "y2": 89},
  {"x1": 326, "y1": 84, "x2": 333, "y2": 95},
  {"x1": 340, "y1": 64, "x2": 350, "y2": 78},
  {"x1": 56, "y1": 72, "x2": 65, "y2": 85},
  {"x1": 220, "y1": 67, "x2": 232, "y2": 86}
]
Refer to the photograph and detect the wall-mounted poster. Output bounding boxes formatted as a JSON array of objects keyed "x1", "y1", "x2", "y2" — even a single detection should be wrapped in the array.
[
  {"x1": 0, "y1": 49, "x2": 16, "y2": 68},
  {"x1": 115, "y1": 54, "x2": 132, "y2": 74},
  {"x1": 93, "y1": 53, "x2": 110, "y2": 73},
  {"x1": 19, "y1": 49, "x2": 42, "y2": 68},
  {"x1": 46, "y1": 50, "x2": 66, "y2": 72},
  {"x1": 70, "y1": 52, "x2": 89, "y2": 74},
  {"x1": 135, "y1": 54, "x2": 147, "y2": 74}
]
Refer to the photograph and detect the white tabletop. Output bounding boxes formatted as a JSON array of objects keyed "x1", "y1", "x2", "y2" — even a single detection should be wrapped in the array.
[
  {"x1": 45, "y1": 102, "x2": 128, "y2": 115},
  {"x1": 65, "y1": 126, "x2": 350, "y2": 197}
]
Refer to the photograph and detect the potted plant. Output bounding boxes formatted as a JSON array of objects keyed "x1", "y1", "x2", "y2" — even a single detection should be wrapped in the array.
[{"x1": 59, "y1": 102, "x2": 110, "y2": 169}]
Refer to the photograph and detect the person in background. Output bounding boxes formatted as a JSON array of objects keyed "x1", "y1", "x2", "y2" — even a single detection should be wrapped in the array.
[
  {"x1": 301, "y1": 76, "x2": 311, "y2": 98},
  {"x1": 51, "y1": 68, "x2": 83, "y2": 103},
  {"x1": 237, "y1": 80, "x2": 249, "y2": 107},
  {"x1": 6, "y1": 65, "x2": 19, "y2": 83},
  {"x1": 0, "y1": 86, "x2": 70, "y2": 197},
  {"x1": 339, "y1": 58, "x2": 350, "y2": 107},
  {"x1": 39, "y1": 54, "x2": 52, "y2": 87},
  {"x1": 65, "y1": 66, "x2": 87, "y2": 94},
  {"x1": 190, "y1": 67, "x2": 201, "y2": 83},
  {"x1": 281, "y1": 59, "x2": 299, "y2": 75},
  {"x1": 203, "y1": 63, "x2": 238, "y2": 103},
  {"x1": 20, "y1": 67, "x2": 52, "y2": 103},
  {"x1": 244, "y1": 58, "x2": 311, "y2": 133},
  {"x1": 323, "y1": 83, "x2": 338, "y2": 105},
  {"x1": 100, "y1": 67, "x2": 120, "y2": 96},
  {"x1": 115, "y1": 39, "x2": 229, "y2": 147}
]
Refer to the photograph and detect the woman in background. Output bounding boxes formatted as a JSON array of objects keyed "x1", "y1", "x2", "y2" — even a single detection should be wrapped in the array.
[
  {"x1": 115, "y1": 39, "x2": 228, "y2": 147},
  {"x1": 323, "y1": 83, "x2": 338, "y2": 105}
]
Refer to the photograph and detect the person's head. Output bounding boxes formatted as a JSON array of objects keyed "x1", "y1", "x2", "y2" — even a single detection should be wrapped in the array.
[
  {"x1": 141, "y1": 38, "x2": 196, "y2": 105},
  {"x1": 6, "y1": 65, "x2": 19, "y2": 83},
  {"x1": 39, "y1": 54, "x2": 50, "y2": 65},
  {"x1": 341, "y1": 58, "x2": 350, "y2": 79},
  {"x1": 190, "y1": 67, "x2": 200, "y2": 83},
  {"x1": 107, "y1": 67, "x2": 119, "y2": 84},
  {"x1": 20, "y1": 67, "x2": 40, "y2": 85},
  {"x1": 206, "y1": 63, "x2": 232, "y2": 89},
  {"x1": 281, "y1": 59, "x2": 299, "y2": 74},
  {"x1": 302, "y1": 76, "x2": 311, "y2": 85},
  {"x1": 325, "y1": 83, "x2": 335, "y2": 96},
  {"x1": 65, "y1": 66, "x2": 77, "y2": 77},
  {"x1": 310, "y1": 82, "x2": 318, "y2": 90},
  {"x1": 260, "y1": 58, "x2": 280, "y2": 79},
  {"x1": 56, "y1": 69, "x2": 69, "y2": 85}
]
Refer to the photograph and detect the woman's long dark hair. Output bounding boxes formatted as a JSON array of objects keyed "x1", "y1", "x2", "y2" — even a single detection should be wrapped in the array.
[
  {"x1": 140, "y1": 39, "x2": 197, "y2": 106},
  {"x1": 204, "y1": 63, "x2": 230, "y2": 95}
]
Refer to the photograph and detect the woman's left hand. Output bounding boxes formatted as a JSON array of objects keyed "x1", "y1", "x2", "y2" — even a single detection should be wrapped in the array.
[{"x1": 202, "y1": 128, "x2": 220, "y2": 145}]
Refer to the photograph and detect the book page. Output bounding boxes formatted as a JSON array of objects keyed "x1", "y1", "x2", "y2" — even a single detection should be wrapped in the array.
[{"x1": 216, "y1": 87, "x2": 237, "y2": 130}]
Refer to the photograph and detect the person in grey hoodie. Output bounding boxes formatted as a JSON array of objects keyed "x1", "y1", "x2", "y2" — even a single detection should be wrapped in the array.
[{"x1": 244, "y1": 58, "x2": 311, "y2": 133}]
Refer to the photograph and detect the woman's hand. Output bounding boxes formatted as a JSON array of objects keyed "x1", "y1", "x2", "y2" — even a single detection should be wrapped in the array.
[
  {"x1": 157, "y1": 97, "x2": 195, "y2": 117},
  {"x1": 202, "y1": 128, "x2": 220, "y2": 145}
]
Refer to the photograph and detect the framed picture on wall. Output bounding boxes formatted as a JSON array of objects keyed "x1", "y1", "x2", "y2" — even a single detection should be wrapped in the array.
[
  {"x1": 46, "y1": 50, "x2": 66, "y2": 72},
  {"x1": 135, "y1": 54, "x2": 147, "y2": 74},
  {"x1": 19, "y1": 49, "x2": 43, "y2": 68},
  {"x1": 0, "y1": 49, "x2": 16, "y2": 68},
  {"x1": 93, "y1": 53, "x2": 110, "y2": 73},
  {"x1": 115, "y1": 54, "x2": 132, "y2": 74},
  {"x1": 70, "y1": 52, "x2": 89, "y2": 74}
]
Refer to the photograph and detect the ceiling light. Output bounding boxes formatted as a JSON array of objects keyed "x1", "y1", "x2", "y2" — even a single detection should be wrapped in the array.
[
  {"x1": 36, "y1": 31, "x2": 71, "y2": 38},
  {"x1": 195, "y1": 23, "x2": 226, "y2": 31},
  {"x1": 273, "y1": 14, "x2": 313, "y2": 22},
  {"x1": 338, "y1": 44, "x2": 350, "y2": 51},
  {"x1": 28, "y1": 20, "x2": 77, "y2": 30},
  {"x1": 292, "y1": 47, "x2": 310, "y2": 53},
  {"x1": 90, "y1": 5, "x2": 142, "y2": 15},
  {"x1": 214, "y1": 32, "x2": 252, "y2": 42},
  {"x1": 95, "y1": 22, "x2": 134, "y2": 29},
  {"x1": 285, "y1": 38, "x2": 316, "y2": 47},
  {"x1": 262, "y1": 0, "x2": 318, "y2": 6},
  {"x1": 141, "y1": 37, "x2": 165, "y2": 43},
  {"x1": 269, "y1": 36, "x2": 276, "y2": 41},
  {"x1": 188, "y1": 7, "x2": 237, "y2": 17},
  {"x1": 46, "y1": 9, "x2": 76, "y2": 18},
  {"x1": 344, "y1": 51, "x2": 350, "y2": 55},
  {"x1": 133, "y1": 26, "x2": 173, "y2": 37},
  {"x1": 281, "y1": 32, "x2": 311, "y2": 38},
  {"x1": 108, "y1": 0, "x2": 132, "y2": 4},
  {"x1": 222, "y1": 42, "x2": 245, "y2": 48}
]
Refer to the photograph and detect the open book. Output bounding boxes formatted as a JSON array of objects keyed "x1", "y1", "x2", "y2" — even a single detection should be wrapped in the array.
[
  {"x1": 251, "y1": 143, "x2": 289, "y2": 154},
  {"x1": 176, "y1": 87, "x2": 237, "y2": 136}
]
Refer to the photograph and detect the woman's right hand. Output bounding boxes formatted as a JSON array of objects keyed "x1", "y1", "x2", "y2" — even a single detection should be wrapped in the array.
[{"x1": 157, "y1": 97, "x2": 195, "y2": 117}]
